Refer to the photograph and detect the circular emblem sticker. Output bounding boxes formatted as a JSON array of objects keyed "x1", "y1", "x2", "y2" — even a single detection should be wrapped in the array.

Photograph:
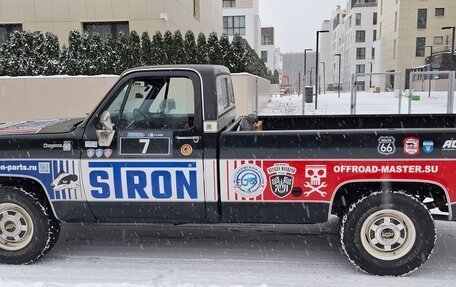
[
  {"x1": 232, "y1": 164, "x2": 267, "y2": 198},
  {"x1": 180, "y1": 144, "x2": 193, "y2": 156}
]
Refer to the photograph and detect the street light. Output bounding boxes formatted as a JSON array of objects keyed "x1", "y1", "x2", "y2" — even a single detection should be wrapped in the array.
[
  {"x1": 425, "y1": 45, "x2": 433, "y2": 98},
  {"x1": 442, "y1": 26, "x2": 455, "y2": 56},
  {"x1": 335, "y1": 54, "x2": 341, "y2": 98},
  {"x1": 304, "y1": 49, "x2": 312, "y2": 86},
  {"x1": 315, "y1": 30, "x2": 329, "y2": 110},
  {"x1": 320, "y1": 61, "x2": 326, "y2": 95}
]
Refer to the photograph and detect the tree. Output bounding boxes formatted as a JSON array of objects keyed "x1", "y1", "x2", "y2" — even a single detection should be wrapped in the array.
[
  {"x1": 273, "y1": 69, "x2": 280, "y2": 84},
  {"x1": 207, "y1": 32, "x2": 221, "y2": 65},
  {"x1": 103, "y1": 36, "x2": 118, "y2": 74},
  {"x1": 129, "y1": 31, "x2": 142, "y2": 68},
  {"x1": 115, "y1": 32, "x2": 130, "y2": 74},
  {"x1": 218, "y1": 34, "x2": 231, "y2": 68},
  {"x1": 195, "y1": 33, "x2": 208, "y2": 64},
  {"x1": 172, "y1": 30, "x2": 186, "y2": 64},
  {"x1": 141, "y1": 32, "x2": 153, "y2": 66},
  {"x1": 162, "y1": 31, "x2": 174, "y2": 64},
  {"x1": 60, "y1": 30, "x2": 84, "y2": 75},
  {"x1": 230, "y1": 35, "x2": 248, "y2": 73},
  {"x1": 184, "y1": 30, "x2": 197, "y2": 64},
  {"x1": 42, "y1": 32, "x2": 60, "y2": 75},
  {"x1": 151, "y1": 31, "x2": 165, "y2": 65}
]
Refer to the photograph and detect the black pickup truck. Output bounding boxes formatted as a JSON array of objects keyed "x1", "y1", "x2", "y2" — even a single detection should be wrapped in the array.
[{"x1": 0, "y1": 65, "x2": 455, "y2": 276}]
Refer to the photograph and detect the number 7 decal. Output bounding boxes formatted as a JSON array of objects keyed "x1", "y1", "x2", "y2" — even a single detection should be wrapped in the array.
[{"x1": 139, "y1": 139, "x2": 150, "y2": 154}]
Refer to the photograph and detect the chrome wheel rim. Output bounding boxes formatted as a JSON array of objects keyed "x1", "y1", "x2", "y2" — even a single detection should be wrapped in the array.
[
  {"x1": 360, "y1": 209, "x2": 416, "y2": 261},
  {"x1": 0, "y1": 203, "x2": 34, "y2": 251}
]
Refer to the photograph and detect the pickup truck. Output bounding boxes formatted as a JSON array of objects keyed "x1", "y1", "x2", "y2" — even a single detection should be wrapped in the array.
[{"x1": 0, "y1": 65, "x2": 454, "y2": 276}]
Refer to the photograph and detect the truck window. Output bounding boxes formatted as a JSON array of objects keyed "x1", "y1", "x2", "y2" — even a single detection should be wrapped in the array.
[
  {"x1": 105, "y1": 76, "x2": 195, "y2": 130},
  {"x1": 217, "y1": 76, "x2": 235, "y2": 117}
]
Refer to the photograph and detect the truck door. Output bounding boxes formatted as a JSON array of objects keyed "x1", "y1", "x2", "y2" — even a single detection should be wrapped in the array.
[{"x1": 80, "y1": 70, "x2": 206, "y2": 223}]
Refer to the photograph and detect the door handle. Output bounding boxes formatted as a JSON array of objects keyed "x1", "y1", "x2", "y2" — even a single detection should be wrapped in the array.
[{"x1": 175, "y1": 136, "x2": 201, "y2": 144}]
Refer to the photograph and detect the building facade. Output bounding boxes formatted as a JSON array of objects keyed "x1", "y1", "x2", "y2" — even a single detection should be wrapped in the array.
[
  {"x1": 222, "y1": 0, "x2": 261, "y2": 54},
  {"x1": 0, "y1": 0, "x2": 222, "y2": 45},
  {"x1": 260, "y1": 27, "x2": 283, "y2": 76},
  {"x1": 377, "y1": 0, "x2": 456, "y2": 88}
]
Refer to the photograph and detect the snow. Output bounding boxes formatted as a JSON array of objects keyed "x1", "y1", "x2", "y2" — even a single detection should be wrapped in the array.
[
  {"x1": 261, "y1": 91, "x2": 454, "y2": 115},
  {"x1": 0, "y1": 219, "x2": 455, "y2": 287}
]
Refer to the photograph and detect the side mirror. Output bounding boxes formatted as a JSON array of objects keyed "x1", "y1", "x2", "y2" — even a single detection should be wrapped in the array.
[{"x1": 96, "y1": 111, "x2": 115, "y2": 147}]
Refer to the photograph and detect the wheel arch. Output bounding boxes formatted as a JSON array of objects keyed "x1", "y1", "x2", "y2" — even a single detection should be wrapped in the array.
[
  {"x1": 0, "y1": 175, "x2": 59, "y2": 221},
  {"x1": 330, "y1": 179, "x2": 451, "y2": 221}
]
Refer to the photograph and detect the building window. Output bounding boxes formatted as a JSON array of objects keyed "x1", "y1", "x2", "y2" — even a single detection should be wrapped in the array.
[
  {"x1": 261, "y1": 51, "x2": 268, "y2": 62},
  {"x1": 434, "y1": 36, "x2": 444, "y2": 46},
  {"x1": 83, "y1": 22, "x2": 129, "y2": 40},
  {"x1": 0, "y1": 24, "x2": 22, "y2": 44},
  {"x1": 223, "y1": 16, "x2": 246, "y2": 36},
  {"x1": 393, "y1": 39, "x2": 396, "y2": 58},
  {"x1": 417, "y1": 9, "x2": 427, "y2": 29},
  {"x1": 356, "y1": 30, "x2": 366, "y2": 42},
  {"x1": 435, "y1": 8, "x2": 445, "y2": 17},
  {"x1": 223, "y1": 0, "x2": 236, "y2": 8},
  {"x1": 356, "y1": 81, "x2": 366, "y2": 91},
  {"x1": 356, "y1": 47, "x2": 366, "y2": 60},
  {"x1": 356, "y1": 64, "x2": 365, "y2": 73},
  {"x1": 394, "y1": 12, "x2": 398, "y2": 32},
  {"x1": 193, "y1": 0, "x2": 200, "y2": 19},
  {"x1": 372, "y1": 47, "x2": 375, "y2": 59},
  {"x1": 416, "y1": 37, "x2": 426, "y2": 57},
  {"x1": 373, "y1": 12, "x2": 377, "y2": 25},
  {"x1": 261, "y1": 27, "x2": 274, "y2": 45},
  {"x1": 356, "y1": 13, "x2": 362, "y2": 26},
  {"x1": 373, "y1": 29, "x2": 377, "y2": 41}
]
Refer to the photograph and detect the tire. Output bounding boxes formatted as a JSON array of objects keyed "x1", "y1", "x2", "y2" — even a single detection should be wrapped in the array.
[
  {"x1": 0, "y1": 186, "x2": 60, "y2": 264},
  {"x1": 341, "y1": 191, "x2": 436, "y2": 276}
]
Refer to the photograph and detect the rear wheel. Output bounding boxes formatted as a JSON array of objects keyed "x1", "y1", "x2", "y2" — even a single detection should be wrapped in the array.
[
  {"x1": 341, "y1": 191, "x2": 435, "y2": 276},
  {"x1": 0, "y1": 186, "x2": 60, "y2": 264}
]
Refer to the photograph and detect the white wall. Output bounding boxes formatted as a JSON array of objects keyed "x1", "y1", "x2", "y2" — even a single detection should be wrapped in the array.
[{"x1": 0, "y1": 73, "x2": 272, "y2": 122}]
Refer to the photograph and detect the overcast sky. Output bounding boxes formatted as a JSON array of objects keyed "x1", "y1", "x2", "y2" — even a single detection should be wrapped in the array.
[{"x1": 259, "y1": 0, "x2": 346, "y2": 54}]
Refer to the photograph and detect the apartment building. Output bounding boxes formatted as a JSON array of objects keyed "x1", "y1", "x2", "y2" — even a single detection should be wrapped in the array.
[
  {"x1": 377, "y1": 0, "x2": 456, "y2": 88},
  {"x1": 323, "y1": 0, "x2": 378, "y2": 92},
  {"x1": 0, "y1": 0, "x2": 222, "y2": 44},
  {"x1": 260, "y1": 27, "x2": 283, "y2": 76},
  {"x1": 222, "y1": 0, "x2": 261, "y2": 54}
]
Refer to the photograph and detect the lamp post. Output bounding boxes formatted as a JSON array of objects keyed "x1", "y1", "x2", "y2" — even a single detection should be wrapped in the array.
[
  {"x1": 315, "y1": 30, "x2": 329, "y2": 110},
  {"x1": 304, "y1": 49, "x2": 312, "y2": 86},
  {"x1": 335, "y1": 53, "x2": 341, "y2": 98},
  {"x1": 442, "y1": 26, "x2": 455, "y2": 55},
  {"x1": 320, "y1": 61, "x2": 326, "y2": 95},
  {"x1": 425, "y1": 45, "x2": 433, "y2": 98}
]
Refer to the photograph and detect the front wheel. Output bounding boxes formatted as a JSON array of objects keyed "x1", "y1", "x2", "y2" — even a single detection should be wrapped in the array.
[
  {"x1": 0, "y1": 186, "x2": 60, "y2": 264},
  {"x1": 341, "y1": 191, "x2": 436, "y2": 276}
]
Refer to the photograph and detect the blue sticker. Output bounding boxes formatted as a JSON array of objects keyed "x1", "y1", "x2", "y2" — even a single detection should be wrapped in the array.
[{"x1": 423, "y1": 140, "x2": 434, "y2": 154}]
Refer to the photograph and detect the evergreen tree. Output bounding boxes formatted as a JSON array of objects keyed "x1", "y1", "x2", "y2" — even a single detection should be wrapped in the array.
[
  {"x1": 207, "y1": 32, "x2": 221, "y2": 65},
  {"x1": 184, "y1": 30, "x2": 197, "y2": 64},
  {"x1": 163, "y1": 31, "x2": 174, "y2": 64},
  {"x1": 103, "y1": 36, "x2": 118, "y2": 74},
  {"x1": 61, "y1": 30, "x2": 84, "y2": 75},
  {"x1": 115, "y1": 32, "x2": 130, "y2": 74},
  {"x1": 141, "y1": 32, "x2": 153, "y2": 66},
  {"x1": 129, "y1": 31, "x2": 142, "y2": 68},
  {"x1": 0, "y1": 31, "x2": 27, "y2": 76},
  {"x1": 151, "y1": 31, "x2": 165, "y2": 65},
  {"x1": 230, "y1": 35, "x2": 248, "y2": 73},
  {"x1": 219, "y1": 34, "x2": 231, "y2": 68},
  {"x1": 87, "y1": 33, "x2": 105, "y2": 75},
  {"x1": 43, "y1": 32, "x2": 60, "y2": 75},
  {"x1": 195, "y1": 33, "x2": 208, "y2": 64},
  {"x1": 273, "y1": 69, "x2": 280, "y2": 84},
  {"x1": 173, "y1": 30, "x2": 186, "y2": 64}
]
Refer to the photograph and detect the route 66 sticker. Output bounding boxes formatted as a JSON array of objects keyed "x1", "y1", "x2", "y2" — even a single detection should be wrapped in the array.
[{"x1": 378, "y1": 136, "x2": 396, "y2": 156}]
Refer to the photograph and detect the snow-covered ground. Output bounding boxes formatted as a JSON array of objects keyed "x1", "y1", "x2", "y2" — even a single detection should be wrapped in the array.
[
  {"x1": 0, "y1": 219, "x2": 455, "y2": 287},
  {"x1": 261, "y1": 91, "x2": 453, "y2": 115}
]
